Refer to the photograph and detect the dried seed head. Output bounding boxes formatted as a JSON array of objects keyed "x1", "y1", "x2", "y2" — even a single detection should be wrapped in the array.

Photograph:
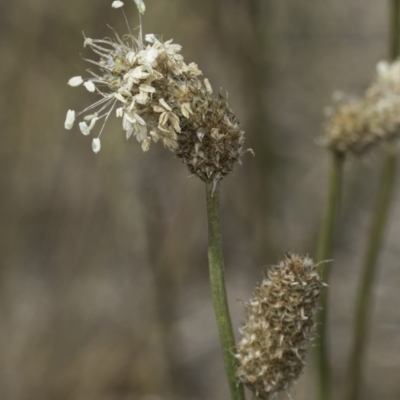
[
  {"x1": 323, "y1": 60, "x2": 400, "y2": 156},
  {"x1": 175, "y1": 81, "x2": 245, "y2": 184},
  {"x1": 64, "y1": 2, "x2": 245, "y2": 182},
  {"x1": 236, "y1": 253, "x2": 324, "y2": 399}
]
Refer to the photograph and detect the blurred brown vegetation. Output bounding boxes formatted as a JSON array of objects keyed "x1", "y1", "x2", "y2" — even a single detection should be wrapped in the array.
[{"x1": 1, "y1": 0, "x2": 400, "y2": 399}]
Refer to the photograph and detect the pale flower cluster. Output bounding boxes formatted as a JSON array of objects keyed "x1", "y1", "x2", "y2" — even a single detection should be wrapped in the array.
[
  {"x1": 64, "y1": 30, "x2": 201, "y2": 153},
  {"x1": 64, "y1": 1, "x2": 245, "y2": 183},
  {"x1": 323, "y1": 60, "x2": 400, "y2": 155},
  {"x1": 236, "y1": 253, "x2": 324, "y2": 399}
]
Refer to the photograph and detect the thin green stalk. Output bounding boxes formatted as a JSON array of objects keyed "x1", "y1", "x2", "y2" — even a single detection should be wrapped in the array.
[
  {"x1": 390, "y1": 0, "x2": 400, "y2": 61},
  {"x1": 205, "y1": 182, "x2": 245, "y2": 400},
  {"x1": 316, "y1": 151, "x2": 345, "y2": 400},
  {"x1": 346, "y1": 155, "x2": 397, "y2": 400},
  {"x1": 346, "y1": 2, "x2": 400, "y2": 400}
]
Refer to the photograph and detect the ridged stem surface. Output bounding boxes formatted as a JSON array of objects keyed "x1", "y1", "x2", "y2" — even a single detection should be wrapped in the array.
[
  {"x1": 346, "y1": 2, "x2": 400, "y2": 400},
  {"x1": 316, "y1": 151, "x2": 345, "y2": 400},
  {"x1": 205, "y1": 182, "x2": 245, "y2": 400}
]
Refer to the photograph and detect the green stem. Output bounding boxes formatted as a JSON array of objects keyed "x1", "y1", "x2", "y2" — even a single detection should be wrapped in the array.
[
  {"x1": 390, "y1": 0, "x2": 400, "y2": 60},
  {"x1": 316, "y1": 151, "x2": 345, "y2": 400},
  {"x1": 346, "y1": 154, "x2": 397, "y2": 400},
  {"x1": 205, "y1": 182, "x2": 245, "y2": 400},
  {"x1": 346, "y1": 2, "x2": 400, "y2": 400}
]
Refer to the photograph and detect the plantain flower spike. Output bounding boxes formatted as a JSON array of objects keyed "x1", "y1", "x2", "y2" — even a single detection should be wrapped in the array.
[
  {"x1": 236, "y1": 253, "x2": 324, "y2": 399},
  {"x1": 64, "y1": 0, "x2": 244, "y2": 184},
  {"x1": 323, "y1": 59, "x2": 400, "y2": 156}
]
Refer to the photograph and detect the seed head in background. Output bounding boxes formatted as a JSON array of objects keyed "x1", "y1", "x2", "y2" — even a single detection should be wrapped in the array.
[
  {"x1": 236, "y1": 253, "x2": 324, "y2": 399},
  {"x1": 323, "y1": 60, "x2": 400, "y2": 156},
  {"x1": 64, "y1": 0, "x2": 245, "y2": 185}
]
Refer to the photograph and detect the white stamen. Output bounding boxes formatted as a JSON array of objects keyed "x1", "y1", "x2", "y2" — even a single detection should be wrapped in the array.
[
  {"x1": 83, "y1": 38, "x2": 93, "y2": 47},
  {"x1": 121, "y1": 7, "x2": 132, "y2": 38},
  {"x1": 92, "y1": 98, "x2": 115, "y2": 117},
  {"x1": 112, "y1": 0, "x2": 124, "y2": 8},
  {"x1": 79, "y1": 121, "x2": 91, "y2": 136},
  {"x1": 76, "y1": 96, "x2": 111, "y2": 117},
  {"x1": 134, "y1": 0, "x2": 145, "y2": 14},
  {"x1": 84, "y1": 113, "x2": 98, "y2": 121},
  {"x1": 116, "y1": 107, "x2": 124, "y2": 117},
  {"x1": 68, "y1": 76, "x2": 83, "y2": 87},
  {"x1": 64, "y1": 110, "x2": 76, "y2": 130},
  {"x1": 145, "y1": 34, "x2": 156, "y2": 43},
  {"x1": 98, "y1": 99, "x2": 117, "y2": 138},
  {"x1": 84, "y1": 81, "x2": 96, "y2": 92},
  {"x1": 92, "y1": 138, "x2": 101, "y2": 153},
  {"x1": 89, "y1": 117, "x2": 99, "y2": 130}
]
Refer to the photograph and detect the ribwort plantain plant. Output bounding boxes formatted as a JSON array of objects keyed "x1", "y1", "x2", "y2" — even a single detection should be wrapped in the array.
[
  {"x1": 236, "y1": 253, "x2": 324, "y2": 399},
  {"x1": 65, "y1": 2, "x2": 246, "y2": 399}
]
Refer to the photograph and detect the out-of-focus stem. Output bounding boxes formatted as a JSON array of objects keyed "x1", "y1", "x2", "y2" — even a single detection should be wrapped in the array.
[
  {"x1": 346, "y1": 154, "x2": 396, "y2": 400},
  {"x1": 205, "y1": 182, "x2": 245, "y2": 400},
  {"x1": 346, "y1": 2, "x2": 400, "y2": 400},
  {"x1": 316, "y1": 151, "x2": 345, "y2": 400},
  {"x1": 390, "y1": 0, "x2": 400, "y2": 60}
]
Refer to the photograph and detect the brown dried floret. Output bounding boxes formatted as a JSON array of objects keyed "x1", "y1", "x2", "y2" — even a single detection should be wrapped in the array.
[
  {"x1": 175, "y1": 81, "x2": 245, "y2": 184},
  {"x1": 236, "y1": 253, "x2": 324, "y2": 399}
]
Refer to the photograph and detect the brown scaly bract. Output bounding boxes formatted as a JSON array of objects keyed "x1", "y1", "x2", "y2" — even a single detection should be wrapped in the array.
[
  {"x1": 236, "y1": 253, "x2": 324, "y2": 399},
  {"x1": 176, "y1": 85, "x2": 245, "y2": 183},
  {"x1": 323, "y1": 60, "x2": 400, "y2": 156},
  {"x1": 65, "y1": 26, "x2": 244, "y2": 184}
]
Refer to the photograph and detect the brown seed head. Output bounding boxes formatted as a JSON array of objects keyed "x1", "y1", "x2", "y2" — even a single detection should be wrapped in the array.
[
  {"x1": 175, "y1": 80, "x2": 245, "y2": 183},
  {"x1": 236, "y1": 253, "x2": 324, "y2": 399}
]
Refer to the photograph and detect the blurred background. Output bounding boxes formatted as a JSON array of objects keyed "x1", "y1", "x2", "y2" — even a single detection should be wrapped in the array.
[{"x1": 1, "y1": 0, "x2": 400, "y2": 399}]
